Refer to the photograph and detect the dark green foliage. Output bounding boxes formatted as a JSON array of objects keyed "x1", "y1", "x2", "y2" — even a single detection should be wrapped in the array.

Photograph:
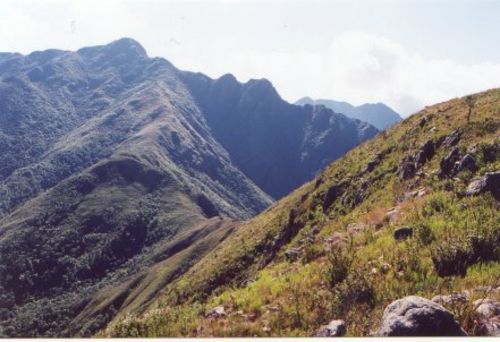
[
  {"x1": 336, "y1": 272, "x2": 376, "y2": 310},
  {"x1": 431, "y1": 227, "x2": 500, "y2": 277},
  {"x1": 432, "y1": 236, "x2": 474, "y2": 277},
  {"x1": 325, "y1": 249, "x2": 353, "y2": 288},
  {"x1": 415, "y1": 224, "x2": 435, "y2": 246}
]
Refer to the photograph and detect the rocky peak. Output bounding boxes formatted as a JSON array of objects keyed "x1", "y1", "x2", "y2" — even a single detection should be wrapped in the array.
[{"x1": 77, "y1": 37, "x2": 148, "y2": 64}]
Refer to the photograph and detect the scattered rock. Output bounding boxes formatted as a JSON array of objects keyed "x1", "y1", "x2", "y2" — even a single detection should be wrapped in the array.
[
  {"x1": 323, "y1": 183, "x2": 345, "y2": 212},
  {"x1": 377, "y1": 296, "x2": 467, "y2": 336},
  {"x1": 364, "y1": 153, "x2": 385, "y2": 173},
  {"x1": 285, "y1": 247, "x2": 301, "y2": 261},
  {"x1": 316, "y1": 319, "x2": 347, "y2": 337},
  {"x1": 465, "y1": 171, "x2": 500, "y2": 200},
  {"x1": 404, "y1": 187, "x2": 427, "y2": 200},
  {"x1": 476, "y1": 317, "x2": 500, "y2": 337},
  {"x1": 482, "y1": 143, "x2": 500, "y2": 163},
  {"x1": 370, "y1": 267, "x2": 378, "y2": 276},
  {"x1": 440, "y1": 147, "x2": 460, "y2": 176},
  {"x1": 474, "y1": 299, "x2": 500, "y2": 319},
  {"x1": 386, "y1": 207, "x2": 400, "y2": 221},
  {"x1": 415, "y1": 140, "x2": 435, "y2": 166},
  {"x1": 400, "y1": 160, "x2": 416, "y2": 180},
  {"x1": 381, "y1": 263, "x2": 391, "y2": 274},
  {"x1": 442, "y1": 130, "x2": 460, "y2": 147},
  {"x1": 324, "y1": 232, "x2": 348, "y2": 250},
  {"x1": 394, "y1": 227, "x2": 413, "y2": 241},
  {"x1": 418, "y1": 116, "x2": 428, "y2": 128},
  {"x1": 432, "y1": 292, "x2": 469, "y2": 306},
  {"x1": 267, "y1": 305, "x2": 280, "y2": 312},
  {"x1": 347, "y1": 222, "x2": 367, "y2": 235},
  {"x1": 206, "y1": 305, "x2": 226, "y2": 318},
  {"x1": 473, "y1": 286, "x2": 500, "y2": 295},
  {"x1": 311, "y1": 225, "x2": 321, "y2": 235},
  {"x1": 455, "y1": 154, "x2": 477, "y2": 173}
]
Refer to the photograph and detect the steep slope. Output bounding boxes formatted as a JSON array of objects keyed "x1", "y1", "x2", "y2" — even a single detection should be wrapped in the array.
[
  {"x1": 0, "y1": 38, "x2": 274, "y2": 337},
  {"x1": 108, "y1": 88, "x2": 500, "y2": 337},
  {"x1": 296, "y1": 97, "x2": 402, "y2": 130},
  {"x1": 0, "y1": 38, "x2": 376, "y2": 337},
  {"x1": 182, "y1": 73, "x2": 378, "y2": 198}
]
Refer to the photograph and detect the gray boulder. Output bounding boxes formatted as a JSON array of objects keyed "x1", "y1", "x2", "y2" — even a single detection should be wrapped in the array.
[
  {"x1": 285, "y1": 247, "x2": 301, "y2": 261},
  {"x1": 377, "y1": 296, "x2": 467, "y2": 336},
  {"x1": 432, "y1": 292, "x2": 469, "y2": 306},
  {"x1": 440, "y1": 147, "x2": 460, "y2": 176},
  {"x1": 316, "y1": 319, "x2": 347, "y2": 337},
  {"x1": 477, "y1": 318, "x2": 500, "y2": 337},
  {"x1": 465, "y1": 171, "x2": 500, "y2": 200},
  {"x1": 415, "y1": 140, "x2": 435, "y2": 166},
  {"x1": 474, "y1": 299, "x2": 500, "y2": 318},
  {"x1": 400, "y1": 160, "x2": 416, "y2": 180},
  {"x1": 442, "y1": 130, "x2": 461, "y2": 147},
  {"x1": 455, "y1": 154, "x2": 477, "y2": 173},
  {"x1": 206, "y1": 305, "x2": 226, "y2": 318}
]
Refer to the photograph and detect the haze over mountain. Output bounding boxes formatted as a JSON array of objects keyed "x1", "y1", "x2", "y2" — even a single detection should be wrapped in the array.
[
  {"x1": 296, "y1": 97, "x2": 402, "y2": 130},
  {"x1": 0, "y1": 38, "x2": 377, "y2": 337}
]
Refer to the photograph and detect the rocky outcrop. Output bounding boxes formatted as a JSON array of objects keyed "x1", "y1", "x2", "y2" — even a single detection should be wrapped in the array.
[
  {"x1": 456, "y1": 154, "x2": 477, "y2": 173},
  {"x1": 442, "y1": 130, "x2": 461, "y2": 147},
  {"x1": 322, "y1": 182, "x2": 346, "y2": 212},
  {"x1": 432, "y1": 292, "x2": 469, "y2": 306},
  {"x1": 377, "y1": 296, "x2": 466, "y2": 336},
  {"x1": 400, "y1": 159, "x2": 416, "y2": 180},
  {"x1": 316, "y1": 320, "x2": 347, "y2": 337},
  {"x1": 474, "y1": 299, "x2": 500, "y2": 336},
  {"x1": 465, "y1": 172, "x2": 500, "y2": 200},
  {"x1": 440, "y1": 147, "x2": 460, "y2": 176},
  {"x1": 206, "y1": 305, "x2": 226, "y2": 318},
  {"x1": 415, "y1": 140, "x2": 435, "y2": 166},
  {"x1": 474, "y1": 299, "x2": 500, "y2": 318}
]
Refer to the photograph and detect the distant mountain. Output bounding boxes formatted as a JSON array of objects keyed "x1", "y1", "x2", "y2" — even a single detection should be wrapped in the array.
[
  {"x1": 0, "y1": 38, "x2": 377, "y2": 337},
  {"x1": 296, "y1": 97, "x2": 402, "y2": 129},
  {"x1": 181, "y1": 73, "x2": 378, "y2": 199}
]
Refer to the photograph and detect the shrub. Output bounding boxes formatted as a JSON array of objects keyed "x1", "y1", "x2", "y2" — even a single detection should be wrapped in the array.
[
  {"x1": 415, "y1": 224, "x2": 435, "y2": 246},
  {"x1": 432, "y1": 226, "x2": 500, "y2": 277},
  {"x1": 431, "y1": 236, "x2": 473, "y2": 277},
  {"x1": 336, "y1": 272, "x2": 376, "y2": 311},
  {"x1": 325, "y1": 248, "x2": 353, "y2": 288}
]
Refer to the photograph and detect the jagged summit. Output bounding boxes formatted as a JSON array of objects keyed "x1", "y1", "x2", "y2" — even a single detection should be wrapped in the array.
[
  {"x1": 77, "y1": 37, "x2": 148, "y2": 62},
  {"x1": 296, "y1": 97, "x2": 402, "y2": 130}
]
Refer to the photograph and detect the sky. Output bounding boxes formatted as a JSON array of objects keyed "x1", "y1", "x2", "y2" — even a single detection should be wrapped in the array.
[{"x1": 1, "y1": 0, "x2": 500, "y2": 117}]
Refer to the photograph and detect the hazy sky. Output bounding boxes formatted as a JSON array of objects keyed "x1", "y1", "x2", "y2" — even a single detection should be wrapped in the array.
[{"x1": 2, "y1": 0, "x2": 500, "y2": 116}]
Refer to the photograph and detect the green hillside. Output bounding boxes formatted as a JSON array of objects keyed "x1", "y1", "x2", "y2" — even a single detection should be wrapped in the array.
[{"x1": 106, "y1": 88, "x2": 500, "y2": 337}]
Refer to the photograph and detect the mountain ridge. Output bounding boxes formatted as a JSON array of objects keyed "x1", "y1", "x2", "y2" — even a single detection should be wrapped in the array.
[
  {"x1": 0, "y1": 38, "x2": 377, "y2": 337},
  {"x1": 296, "y1": 96, "x2": 402, "y2": 130}
]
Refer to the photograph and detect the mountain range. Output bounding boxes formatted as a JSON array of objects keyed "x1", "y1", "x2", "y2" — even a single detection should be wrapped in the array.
[
  {"x1": 0, "y1": 38, "x2": 378, "y2": 337},
  {"x1": 296, "y1": 97, "x2": 402, "y2": 130},
  {"x1": 1, "y1": 38, "x2": 497, "y2": 338}
]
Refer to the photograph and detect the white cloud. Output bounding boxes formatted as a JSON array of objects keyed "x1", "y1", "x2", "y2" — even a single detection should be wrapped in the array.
[
  {"x1": 196, "y1": 31, "x2": 500, "y2": 117},
  {"x1": 1, "y1": 0, "x2": 499, "y2": 118}
]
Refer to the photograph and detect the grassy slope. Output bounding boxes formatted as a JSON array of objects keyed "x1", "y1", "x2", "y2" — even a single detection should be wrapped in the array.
[
  {"x1": 105, "y1": 88, "x2": 500, "y2": 337},
  {"x1": 69, "y1": 218, "x2": 241, "y2": 335}
]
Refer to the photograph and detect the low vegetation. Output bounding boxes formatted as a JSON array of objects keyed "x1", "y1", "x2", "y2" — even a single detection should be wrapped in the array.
[{"x1": 105, "y1": 88, "x2": 500, "y2": 337}]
